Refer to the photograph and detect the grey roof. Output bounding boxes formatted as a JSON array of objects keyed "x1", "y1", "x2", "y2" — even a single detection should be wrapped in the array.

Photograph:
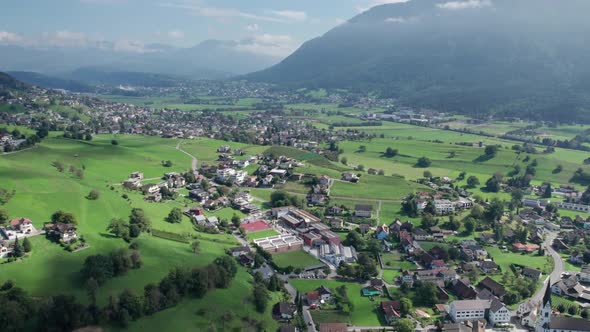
[
  {"x1": 451, "y1": 300, "x2": 490, "y2": 311},
  {"x1": 489, "y1": 299, "x2": 506, "y2": 313},
  {"x1": 549, "y1": 316, "x2": 590, "y2": 331}
]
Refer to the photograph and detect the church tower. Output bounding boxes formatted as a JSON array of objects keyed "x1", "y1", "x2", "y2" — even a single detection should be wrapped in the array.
[{"x1": 536, "y1": 280, "x2": 552, "y2": 332}]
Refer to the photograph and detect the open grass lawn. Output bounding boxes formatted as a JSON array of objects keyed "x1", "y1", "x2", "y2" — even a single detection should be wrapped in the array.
[
  {"x1": 110, "y1": 269, "x2": 282, "y2": 332},
  {"x1": 331, "y1": 174, "x2": 429, "y2": 200},
  {"x1": 246, "y1": 229, "x2": 279, "y2": 241},
  {"x1": 272, "y1": 250, "x2": 322, "y2": 269},
  {"x1": 0, "y1": 135, "x2": 246, "y2": 304},
  {"x1": 290, "y1": 279, "x2": 385, "y2": 326},
  {"x1": 486, "y1": 246, "x2": 553, "y2": 274},
  {"x1": 310, "y1": 310, "x2": 351, "y2": 324}
]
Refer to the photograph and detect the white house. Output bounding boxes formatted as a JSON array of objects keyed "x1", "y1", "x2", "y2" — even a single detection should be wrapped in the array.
[
  {"x1": 488, "y1": 299, "x2": 511, "y2": 325},
  {"x1": 449, "y1": 300, "x2": 490, "y2": 322}
]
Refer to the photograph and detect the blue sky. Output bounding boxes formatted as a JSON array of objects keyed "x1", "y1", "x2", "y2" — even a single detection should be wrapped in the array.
[{"x1": 0, "y1": 0, "x2": 407, "y2": 56}]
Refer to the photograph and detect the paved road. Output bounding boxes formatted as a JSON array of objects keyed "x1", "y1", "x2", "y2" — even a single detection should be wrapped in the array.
[
  {"x1": 175, "y1": 142, "x2": 198, "y2": 171},
  {"x1": 530, "y1": 232, "x2": 563, "y2": 306}
]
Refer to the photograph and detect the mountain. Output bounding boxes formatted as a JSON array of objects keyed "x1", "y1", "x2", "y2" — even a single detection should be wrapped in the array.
[
  {"x1": 0, "y1": 72, "x2": 30, "y2": 91},
  {"x1": 248, "y1": 0, "x2": 590, "y2": 122},
  {"x1": 0, "y1": 38, "x2": 281, "y2": 81},
  {"x1": 7, "y1": 71, "x2": 94, "y2": 92}
]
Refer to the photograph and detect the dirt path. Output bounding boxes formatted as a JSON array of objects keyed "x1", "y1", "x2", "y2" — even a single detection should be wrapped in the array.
[{"x1": 175, "y1": 142, "x2": 198, "y2": 171}]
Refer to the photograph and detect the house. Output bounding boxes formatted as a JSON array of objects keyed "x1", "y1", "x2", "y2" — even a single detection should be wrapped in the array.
[
  {"x1": 130, "y1": 171, "x2": 144, "y2": 180},
  {"x1": 376, "y1": 224, "x2": 390, "y2": 240},
  {"x1": 548, "y1": 316, "x2": 590, "y2": 332},
  {"x1": 273, "y1": 302, "x2": 297, "y2": 320},
  {"x1": 413, "y1": 228, "x2": 432, "y2": 241},
  {"x1": 355, "y1": 204, "x2": 373, "y2": 218},
  {"x1": 449, "y1": 300, "x2": 491, "y2": 322},
  {"x1": 359, "y1": 223, "x2": 371, "y2": 235},
  {"x1": 452, "y1": 279, "x2": 477, "y2": 300},
  {"x1": 579, "y1": 266, "x2": 590, "y2": 283},
  {"x1": 341, "y1": 172, "x2": 359, "y2": 182},
  {"x1": 522, "y1": 267, "x2": 542, "y2": 280},
  {"x1": 253, "y1": 264, "x2": 274, "y2": 280},
  {"x1": 380, "y1": 300, "x2": 402, "y2": 325},
  {"x1": 479, "y1": 261, "x2": 499, "y2": 274},
  {"x1": 477, "y1": 277, "x2": 506, "y2": 300},
  {"x1": 238, "y1": 254, "x2": 254, "y2": 267},
  {"x1": 141, "y1": 183, "x2": 160, "y2": 195},
  {"x1": 512, "y1": 242, "x2": 540, "y2": 253},
  {"x1": 123, "y1": 178, "x2": 142, "y2": 190},
  {"x1": 434, "y1": 199, "x2": 456, "y2": 214},
  {"x1": 487, "y1": 299, "x2": 510, "y2": 326},
  {"x1": 328, "y1": 206, "x2": 343, "y2": 216},
  {"x1": 9, "y1": 218, "x2": 33, "y2": 233},
  {"x1": 0, "y1": 241, "x2": 13, "y2": 258},
  {"x1": 44, "y1": 222, "x2": 77, "y2": 243},
  {"x1": 279, "y1": 325, "x2": 297, "y2": 332},
  {"x1": 304, "y1": 286, "x2": 332, "y2": 306},
  {"x1": 329, "y1": 218, "x2": 344, "y2": 229},
  {"x1": 229, "y1": 246, "x2": 250, "y2": 257}
]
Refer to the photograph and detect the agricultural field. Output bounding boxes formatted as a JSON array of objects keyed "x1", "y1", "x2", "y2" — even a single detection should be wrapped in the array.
[
  {"x1": 272, "y1": 250, "x2": 322, "y2": 269},
  {"x1": 486, "y1": 246, "x2": 553, "y2": 274}
]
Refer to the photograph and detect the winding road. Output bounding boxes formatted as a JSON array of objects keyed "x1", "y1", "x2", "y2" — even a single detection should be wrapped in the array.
[
  {"x1": 530, "y1": 231, "x2": 563, "y2": 306},
  {"x1": 175, "y1": 142, "x2": 198, "y2": 171}
]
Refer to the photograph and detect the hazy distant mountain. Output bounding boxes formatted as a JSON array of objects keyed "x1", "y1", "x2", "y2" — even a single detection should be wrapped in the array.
[
  {"x1": 0, "y1": 72, "x2": 30, "y2": 92},
  {"x1": 248, "y1": 0, "x2": 590, "y2": 122},
  {"x1": 0, "y1": 38, "x2": 281, "y2": 81},
  {"x1": 7, "y1": 71, "x2": 94, "y2": 92}
]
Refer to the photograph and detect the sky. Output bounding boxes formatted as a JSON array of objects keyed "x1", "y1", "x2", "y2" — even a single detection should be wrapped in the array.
[{"x1": 0, "y1": 0, "x2": 409, "y2": 57}]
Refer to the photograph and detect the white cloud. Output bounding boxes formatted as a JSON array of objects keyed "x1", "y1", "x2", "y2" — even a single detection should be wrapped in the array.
[
  {"x1": 160, "y1": 1, "x2": 307, "y2": 23},
  {"x1": 246, "y1": 24, "x2": 260, "y2": 32},
  {"x1": 437, "y1": 0, "x2": 492, "y2": 10},
  {"x1": 266, "y1": 10, "x2": 307, "y2": 22},
  {"x1": 42, "y1": 31, "x2": 89, "y2": 47},
  {"x1": 234, "y1": 33, "x2": 298, "y2": 58},
  {"x1": 0, "y1": 31, "x2": 23, "y2": 44},
  {"x1": 167, "y1": 30, "x2": 185, "y2": 40}
]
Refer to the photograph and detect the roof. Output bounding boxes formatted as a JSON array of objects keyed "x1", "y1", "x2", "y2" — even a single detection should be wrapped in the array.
[
  {"x1": 549, "y1": 316, "x2": 590, "y2": 331},
  {"x1": 477, "y1": 277, "x2": 506, "y2": 297},
  {"x1": 355, "y1": 204, "x2": 373, "y2": 211},
  {"x1": 10, "y1": 218, "x2": 32, "y2": 226},
  {"x1": 242, "y1": 220, "x2": 270, "y2": 233},
  {"x1": 522, "y1": 267, "x2": 542, "y2": 278},
  {"x1": 274, "y1": 302, "x2": 296, "y2": 316},
  {"x1": 280, "y1": 325, "x2": 297, "y2": 332},
  {"x1": 489, "y1": 299, "x2": 506, "y2": 313},
  {"x1": 319, "y1": 323, "x2": 347, "y2": 332},
  {"x1": 451, "y1": 300, "x2": 491, "y2": 311},
  {"x1": 542, "y1": 279, "x2": 552, "y2": 307}
]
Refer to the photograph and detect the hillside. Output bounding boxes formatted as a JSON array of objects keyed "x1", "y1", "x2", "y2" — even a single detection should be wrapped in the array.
[
  {"x1": 0, "y1": 72, "x2": 32, "y2": 96},
  {"x1": 7, "y1": 71, "x2": 94, "y2": 92},
  {"x1": 247, "y1": 0, "x2": 590, "y2": 122}
]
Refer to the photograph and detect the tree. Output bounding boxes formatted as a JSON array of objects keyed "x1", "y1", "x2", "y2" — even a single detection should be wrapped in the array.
[
  {"x1": 421, "y1": 214, "x2": 436, "y2": 229},
  {"x1": 22, "y1": 237, "x2": 32, "y2": 253},
  {"x1": 423, "y1": 170, "x2": 433, "y2": 178},
  {"x1": 543, "y1": 183, "x2": 552, "y2": 198},
  {"x1": 395, "y1": 318, "x2": 415, "y2": 332},
  {"x1": 85, "y1": 277, "x2": 99, "y2": 305},
  {"x1": 118, "y1": 289, "x2": 143, "y2": 320},
  {"x1": 358, "y1": 145, "x2": 366, "y2": 153},
  {"x1": 485, "y1": 175, "x2": 502, "y2": 192},
  {"x1": 81, "y1": 254, "x2": 115, "y2": 285},
  {"x1": 38, "y1": 295, "x2": 88, "y2": 332},
  {"x1": 416, "y1": 157, "x2": 431, "y2": 167},
  {"x1": 129, "y1": 208, "x2": 151, "y2": 234},
  {"x1": 267, "y1": 274, "x2": 281, "y2": 292},
  {"x1": 252, "y1": 282, "x2": 268, "y2": 313},
  {"x1": 231, "y1": 214, "x2": 241, "y2": 228},
  {"x1": 484, "y1": 145, "x2": 498, "y2": 157},
  {"x1": 87, "y1": 189, "x2": 100, "y2": 200},
  {"x1": 166, "y1": 207, "x2": 183, "y2": 224},
  {"x1": 51, "y1": 210, "x2": 78, "y2": 224},
  {"x1": 12, "y1": 237, "x2": 24, "y2": 257},
  {"x1": 340, "y1": 156, "x2": 348, "y2": 165},
  {"x1": 356, "y1": 164, "x2": 365, "y2": 172},
  {"x1": 466, "y1": 176, "x2": 480, "y2": 188},
  {"x1": 464, "y1": 219, "x2": 475, "y2": 234},
  {"x1": 190, "y1": 241, "x2": 200, "y2": 254},
  {"x1": 108, "y1": 218, "x2": 130, "y2": 239},
  {"x1": 400, "y1": 298, "x2": 413, "y2": 317},
  {"x1": 0, "y1": 209, "x2": 8, "y2": 224},
  {"x1": 484, "y1": 198, "x2": 504, "y2": 223},
  {"x1": 111, "y1": 139, "x2": 119, "y2": 146},
  {"x1": 384, "y1": 147, "x2": 398, "y2": 157},
  {"x1": 161, "y1": 160, "x2": 173, "y2": 167},
  {"x1": 415, "y1": 282, "x2": 438, "y2": 307}
]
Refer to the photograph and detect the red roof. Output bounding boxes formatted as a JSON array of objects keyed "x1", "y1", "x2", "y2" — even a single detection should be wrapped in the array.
[
  {"x1": 10, "y1": 218, "x2": 32, "y2": 226},
  {"x1": 242, "y1": 220, "x2": 271, "y2": 233}
]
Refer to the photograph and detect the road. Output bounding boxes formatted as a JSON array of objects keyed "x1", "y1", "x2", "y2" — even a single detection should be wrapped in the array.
[
  {"x1": 175, "y1": 142, "x2": 198, "y2": 171},
  {"x1": 530, "y1": 232, "x2": 563, "y2": 306},
  {"x1": 375, "y1": 200, "x2": 382, "y2": 226}
]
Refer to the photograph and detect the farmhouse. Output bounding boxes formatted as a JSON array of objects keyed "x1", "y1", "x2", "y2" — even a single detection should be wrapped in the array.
[
  {"x1": 380, "y1": 300, "x2": 401, "y2": 324},
  {"x1": 44, "y1": 222, "x2": 78, "y2": 243},
  {"x1": 9, "y1": 218, "x2": 33, "y2": 233},
  {"x1": 273, "y1": 302, "x2": 297, "y2": 320}
]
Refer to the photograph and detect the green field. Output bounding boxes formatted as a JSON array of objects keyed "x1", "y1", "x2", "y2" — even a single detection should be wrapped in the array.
[
  {"x1": 486, "y1": 246, "x2": 553, "y2": 274},
  {"x1": 272, "y1": 250, "x2": 322, "y2": 269},
  {"x1": 290, "y1": 279, "x2": 385, "y2": 326},
  {"x1": 246, "y1": 229, "x2": 280, "y2": 241}
]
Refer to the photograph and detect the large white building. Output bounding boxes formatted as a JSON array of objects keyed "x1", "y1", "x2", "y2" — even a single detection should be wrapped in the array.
[{"x1": 449, "y1": 300, "x2": 490, "y2": 322}]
